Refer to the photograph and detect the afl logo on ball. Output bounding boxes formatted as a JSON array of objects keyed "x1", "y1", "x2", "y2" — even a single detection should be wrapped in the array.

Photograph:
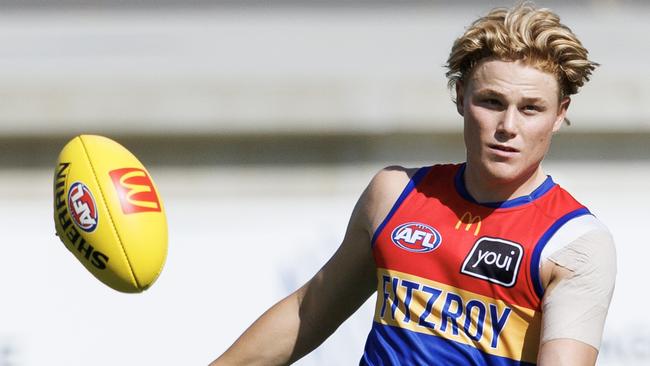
[
  {"x1": 67, "y1": 181, "x2": 98, "y2": 233},
  {"x1": 391, "y1": 222, "x2": 442, "y2": 253}
]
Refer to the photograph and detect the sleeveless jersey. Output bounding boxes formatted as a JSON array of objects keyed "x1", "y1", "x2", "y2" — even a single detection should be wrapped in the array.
[{"x1": 360, "y1": 164, "x2": 590, "y2": 366}]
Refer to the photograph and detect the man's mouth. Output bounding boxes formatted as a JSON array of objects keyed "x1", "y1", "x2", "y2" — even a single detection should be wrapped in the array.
[{"x1": 488, "y1": 144, "x2": 519, "y2": 153}]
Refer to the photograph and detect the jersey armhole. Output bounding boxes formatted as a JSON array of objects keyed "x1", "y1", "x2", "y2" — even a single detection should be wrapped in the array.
[
  {"x1": 529, "y1": 207, "x2": 591, "y2": 299},
  {"x1": 370, "y1": 166, "x2": 431, "y2": 248}
]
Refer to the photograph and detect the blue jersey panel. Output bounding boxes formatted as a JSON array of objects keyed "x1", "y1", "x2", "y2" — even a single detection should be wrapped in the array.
[{"x1": 360, "y1": 322, "x2": 536, "y2": 366}]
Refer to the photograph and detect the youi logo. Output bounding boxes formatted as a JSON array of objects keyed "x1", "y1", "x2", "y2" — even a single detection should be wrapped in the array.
[
  {"x1": 68, "y1": 181, "x2": 99, "y2": 233},
  {"x1": 391, "y1": 222, "x2": 442, "y2": 253},
  {"x1": 461, "y1": 237, "x2": 523, "y2": 287}
]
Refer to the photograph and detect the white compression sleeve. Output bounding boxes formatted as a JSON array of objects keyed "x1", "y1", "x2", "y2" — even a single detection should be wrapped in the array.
[{"x1": 540, "y1": 228, "x2": 617, "y2": 349}]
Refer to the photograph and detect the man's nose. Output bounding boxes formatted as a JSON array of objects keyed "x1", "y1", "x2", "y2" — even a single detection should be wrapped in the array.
[{"x1": 496, "y1": 106, "x2": 518, "y2": 140}]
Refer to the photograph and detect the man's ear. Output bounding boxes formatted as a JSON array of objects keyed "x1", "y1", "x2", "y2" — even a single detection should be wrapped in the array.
[
  {"x1": 456, "y1": 81, "x2": 465, "y2": 117},
  {"x1": 553, "y1": 97, "x2": 571, "y2": 132}
]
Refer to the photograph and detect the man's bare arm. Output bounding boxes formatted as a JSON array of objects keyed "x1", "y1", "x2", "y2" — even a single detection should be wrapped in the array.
[
  {"x1": 537, "y1": 228, "x2": 616, "y2": 365},
  {"x1": 210, "y1": 167, "x2": 413, "y2": 365}
]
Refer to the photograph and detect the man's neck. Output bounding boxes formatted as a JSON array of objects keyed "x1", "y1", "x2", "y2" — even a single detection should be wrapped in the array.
[{"x1": 463, "y1": 164, "x2": 547, "y2": 204}]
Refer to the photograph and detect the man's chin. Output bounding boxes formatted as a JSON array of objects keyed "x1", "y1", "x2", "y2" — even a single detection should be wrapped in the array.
[{"x1": 481, "y1": 161, "x2": 525, "y2": 184}]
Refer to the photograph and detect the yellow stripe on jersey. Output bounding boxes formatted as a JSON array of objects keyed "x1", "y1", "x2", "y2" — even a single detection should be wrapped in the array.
[{"x1": 375, "y1": 268, "x2": 540, "y2": 363}]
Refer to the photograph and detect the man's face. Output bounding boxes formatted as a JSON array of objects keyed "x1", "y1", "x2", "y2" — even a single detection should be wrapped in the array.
[{"x1": 457, "y1": 59, "x2": 570, "y2": 184}]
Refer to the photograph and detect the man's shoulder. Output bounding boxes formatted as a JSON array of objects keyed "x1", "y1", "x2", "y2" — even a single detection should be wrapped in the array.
[
  {"x1": 362, "y1": 165, "x2": 422, "y2": 232},
  {"x1": 541, "y1": 214, "x2": 613, "y2": 262},
  {"x1": 371, "y1": 163, "x2": 462, "y2": 190},
  {"x1": 367, "y1": 163, "x2": 460, "y2": 199},
  {"x1": 370, "y1": 165, "x2": 418, "y2": 188},
  {"x1": 365, "y1": 166, "x2": 414, "y2": 208},
  {"x1": 361, "y1": 164, "x2": 461, "y2": 231}
]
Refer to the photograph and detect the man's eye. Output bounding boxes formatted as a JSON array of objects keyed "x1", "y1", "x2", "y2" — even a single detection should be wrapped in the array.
[
  {"x1": 484, "y1": 98, "x2": 501, "y2": 106},
  {"x1": 524, "y1": 105, "x2": 539, "y2": 111}
]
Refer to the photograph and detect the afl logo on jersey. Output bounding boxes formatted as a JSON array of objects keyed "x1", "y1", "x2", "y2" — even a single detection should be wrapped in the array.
[
  {"x1": 391, "y1": 222, "x2": 442, "y2": 253},
  {"x1": 68, "y1": 181, "x2": 99, "y2": 233}
]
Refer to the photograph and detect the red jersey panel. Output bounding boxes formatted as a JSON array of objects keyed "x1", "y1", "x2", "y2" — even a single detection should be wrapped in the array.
[{"x1": 360, "y1": 164, "x2": 590, "y2": 366}]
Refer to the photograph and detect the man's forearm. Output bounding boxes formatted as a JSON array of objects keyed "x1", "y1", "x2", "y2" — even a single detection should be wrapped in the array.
[{"x1": 210, "y1": 288, "x2": 305, "y2": 366}]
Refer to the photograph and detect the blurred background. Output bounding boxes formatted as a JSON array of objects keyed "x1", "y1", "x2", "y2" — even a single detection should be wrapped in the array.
[{"x1": 0, "y1": 0, "x2": 648, "y2": 365}]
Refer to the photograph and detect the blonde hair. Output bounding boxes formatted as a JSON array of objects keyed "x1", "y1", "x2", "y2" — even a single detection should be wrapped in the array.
[{"x1": 446, "y1": 2, "x2": 598, "y2": 100}]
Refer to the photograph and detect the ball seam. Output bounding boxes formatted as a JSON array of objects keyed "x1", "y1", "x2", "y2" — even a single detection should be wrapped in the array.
[{"x1": 79, "y1": 135, "x2": 142, "y2": 290}]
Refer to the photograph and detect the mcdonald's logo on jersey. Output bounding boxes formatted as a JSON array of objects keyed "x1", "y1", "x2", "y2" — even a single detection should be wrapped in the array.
[
  {"x1": 455, "y1": 212, "x2": 481, "y2": 236},
  {"x1": 109, "y1": 168, "x2": 161, "y2": 214}
]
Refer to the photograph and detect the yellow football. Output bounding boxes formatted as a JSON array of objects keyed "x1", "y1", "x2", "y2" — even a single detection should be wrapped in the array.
[{"x1": 53, "y1": 135, "x2": 168, "y2": 293}]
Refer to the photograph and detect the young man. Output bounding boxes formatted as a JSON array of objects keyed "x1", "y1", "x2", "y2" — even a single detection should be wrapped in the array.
[{"x1": 211, "y1": 3, "x2": 616, "y2": 365}]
